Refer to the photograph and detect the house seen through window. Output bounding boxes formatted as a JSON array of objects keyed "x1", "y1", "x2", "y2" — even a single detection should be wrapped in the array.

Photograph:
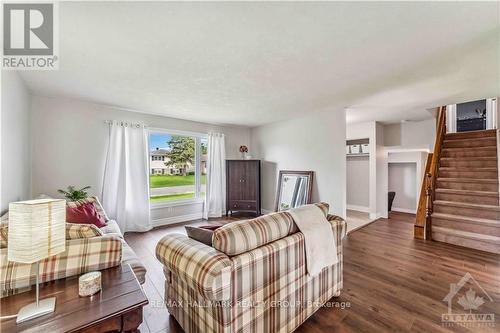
[{"x1": 149, "y1": 131, "x2": 207, "y2": 203}]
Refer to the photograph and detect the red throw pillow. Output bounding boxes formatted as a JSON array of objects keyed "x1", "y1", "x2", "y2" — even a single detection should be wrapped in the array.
[{"x1": 66, "y1": 202, "x2": 106, "y2": 228}]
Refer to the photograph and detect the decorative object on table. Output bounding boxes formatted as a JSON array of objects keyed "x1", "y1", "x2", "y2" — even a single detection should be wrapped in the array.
[
  {"x1": 57, "y1": 185, "x2": 91, "y2": 201},
  {"x1": 78, "y1": 271, "x2": 102, "y2": 296},
  {"x1": 239, "y1": 145, "x2": 248, "y2": 159},
  {"x1": 275, "y1": 171, "x2": 314, "y2": 212},
  {"x1": 350, "y1": 144, "x2": 361, "y2": 154},
  {"x1": 7, "y1": 199, "x2": 66, "y2": 323}
]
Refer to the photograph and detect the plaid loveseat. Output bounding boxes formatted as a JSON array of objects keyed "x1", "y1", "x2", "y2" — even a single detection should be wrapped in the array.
[
  {"x1": 0, "y1": 197, "x2": 146, "y2": 297},
  {"x1": 156, "y1": 202, "x2": 346, "y2": 333}
]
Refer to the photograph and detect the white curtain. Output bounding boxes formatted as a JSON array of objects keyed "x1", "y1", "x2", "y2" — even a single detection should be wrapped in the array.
[
  {"x1": 203, "y1": 133, "x2": 226, "y2": 219},
  {"x1": 102, "y1": 121, "x2": 151, "y2": 232}
]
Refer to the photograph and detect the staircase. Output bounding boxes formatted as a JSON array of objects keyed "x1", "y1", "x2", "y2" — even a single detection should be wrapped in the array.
[{"x1": 431, "y1": 129, "x2": 500, "y2": 254}]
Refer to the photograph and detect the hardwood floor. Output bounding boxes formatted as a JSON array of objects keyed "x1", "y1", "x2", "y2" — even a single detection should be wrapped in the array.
[
  {"x1": 346, "y1": 209, "x2": 375, "y2": 234},
  {"x1": 125, "y1": 212, "x2": 500, "y2": 333}
]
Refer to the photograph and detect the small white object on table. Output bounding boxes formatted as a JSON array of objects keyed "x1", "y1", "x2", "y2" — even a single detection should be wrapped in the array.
[{"x1": 79, "y1": 271, "x2": 102, "y2": 296}]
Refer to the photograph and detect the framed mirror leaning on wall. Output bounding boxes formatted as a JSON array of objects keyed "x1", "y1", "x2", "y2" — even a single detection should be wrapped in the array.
[{"x1": 275, "y1": 171, "x2": 314, "y2": 212}]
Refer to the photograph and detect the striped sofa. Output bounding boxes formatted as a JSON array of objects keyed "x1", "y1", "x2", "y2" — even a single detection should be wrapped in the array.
[
  {"x1": 0, "y1": 197, "x2": 146, "y2": 297},
  {"x1": 156, "y1": 203, "x2": 346, "y2": 333}
]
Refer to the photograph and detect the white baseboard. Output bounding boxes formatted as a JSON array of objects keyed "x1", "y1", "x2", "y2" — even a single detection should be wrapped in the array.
[
  {"x1": 347, "y1": 205, "x2": 370, "y2": 213},
  {"x1": 152, "y1": 213, "x2": 203, "y2": 227},
  {"x1": 376, "y1": 212, "x2": 389, "y2": 219},
  {"x1": 391, "y1": 207, "x2": 416, "y2": 214},
  {"x1": 261, "y1": 208, "x2": 274, "y2": 215}
]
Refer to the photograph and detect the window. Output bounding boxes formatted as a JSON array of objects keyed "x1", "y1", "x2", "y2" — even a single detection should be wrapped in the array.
[{"x1": 148, "y1": 131, "x2": 207, "y2": 203}]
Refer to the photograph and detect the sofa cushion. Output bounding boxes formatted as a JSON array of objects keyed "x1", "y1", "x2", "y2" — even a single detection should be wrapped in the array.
[
  {"x1": 100, "y1": 220, "x2": 123, "y2": 238},
  {"x1": 121, "y1": 241, "x2": 146, "y2": 284},
  {"x1": 1, "y1": 222, "x2": 104, "y2": 249},
  {"x1": 289, "y1": 202, "x2": 330, "y2": 234},
  {"x1": 213, "y1": 211, "x2": 295, "y2": 256},
  {"x1": 0, "y1": 222, "x2": 7, "y2": 249},
  {"x1": 66, "y1": 223, "x2": 103, "y2": 239},
  {"x1": 314, "y1": 202, "x2": 330, "y2": 216},
  {"x1": 156, "y1": 233, "x2": 232, "y2": 301},
  {"x1": 1, "y1": 235, "x2": 123, "y2": 297}
]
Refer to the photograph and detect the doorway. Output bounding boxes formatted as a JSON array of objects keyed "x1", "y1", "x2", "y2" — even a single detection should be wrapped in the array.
[
  {"x1": 456, "y1": 99, "x2": 486, "y2": 132},
  {"x1": 446, "y1": 97, "x2": 497, "y2": 133},
  {"x1": 388, "y1": 162, "x2": 417, "y2": 214}
]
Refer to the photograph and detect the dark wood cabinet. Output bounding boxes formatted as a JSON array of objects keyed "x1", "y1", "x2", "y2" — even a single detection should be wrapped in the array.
[{"x1": 226, "y1": 160, "x2": 261, "y2": 216}]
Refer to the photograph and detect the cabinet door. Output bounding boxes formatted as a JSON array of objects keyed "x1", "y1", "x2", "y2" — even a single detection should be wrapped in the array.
[
  {"x1": 241, "y1": 161, "x2": 258, "y2": 200},
  {"x1": 227, "y1": 161, "x2": 245, "y2": 200}
]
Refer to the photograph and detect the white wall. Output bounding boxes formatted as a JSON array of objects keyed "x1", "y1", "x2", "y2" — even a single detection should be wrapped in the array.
[
  {"x1": 346, "y1": 156, "x2": 369, "y2": 210},
  {"x1": 387, "y1": 151, "x2": 428, "y2": 214},
  {"x1": 251, "y1": 109, "x2": 346, "y2": 218},
  {"x1": 376, "y1": 122, "x2": 388, "y2": 218},
  {"x1": 384, "y1": 119, "x2": 436, "y2": 150},
  {"x1": 346, "y1": 121, "x2": 389, "y2": 218},
  {"x1": 1, "y1": 72, "x2": 32, "y2": 212},
  {"x1": 347, "y1": 121, "x2": 376, "y2": 216},
  {"x1": 347, "y1": 121, "x2": 388, "y2": 218},
  {"x1": 388, "y1": 163, "x2": 417, "y2": 213},
  {"x1": 30, "y1": 95, "x2": 251, "y2": 225}
]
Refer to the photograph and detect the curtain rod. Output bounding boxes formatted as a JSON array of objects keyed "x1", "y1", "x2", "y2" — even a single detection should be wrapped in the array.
[{"x1": 104, "y1": 120, "x2": 147, "y2": 128}]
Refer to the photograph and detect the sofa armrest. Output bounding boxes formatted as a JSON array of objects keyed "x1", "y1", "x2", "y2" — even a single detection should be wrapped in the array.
[
  {"x1": 1, "y1": 235, "x2": 122, "y2": 297},
  {"x1": 155, "y1": 233, "x2": 232, "y2": 301},
  {"x1": 327, "y1": 214, "x2": 347, "y2": 242}
]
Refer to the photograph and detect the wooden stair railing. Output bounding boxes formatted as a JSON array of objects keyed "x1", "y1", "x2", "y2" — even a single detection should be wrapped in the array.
[
  {"x1": 414, "y1": 106, "x2": 446, "y2": 240},
  {"x1": 415, "y1": 154, "x2": 432, "y2": 239}
]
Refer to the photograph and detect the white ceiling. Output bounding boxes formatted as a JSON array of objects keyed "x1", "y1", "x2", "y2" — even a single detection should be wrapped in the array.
[{"x1": 19, "y1": 2, "x2": 500, "y2": 126}]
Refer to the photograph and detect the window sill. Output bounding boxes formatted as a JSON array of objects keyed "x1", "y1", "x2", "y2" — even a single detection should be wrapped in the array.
[{"x1": 150, "y1": 198, "x2": 205, "y2": 210}]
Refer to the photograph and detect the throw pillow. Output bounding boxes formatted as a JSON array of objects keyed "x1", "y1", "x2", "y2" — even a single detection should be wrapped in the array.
[
  {"x1": 66, "y1": 202, "x2": 106, "y2": 228},
  {"x1": 66, "y1": 223, "x2": 103, "y2": 239},
  {"x1": 0, "y1": 222, "x2": 8, "y2": 249},
  {"x1": 1, "y1": 212, "x2": 8, "y2": 223},
  {"x1": 198, "y1": 224, "x2": 224, "y2": 231},
  {"x1": 185, "y1": 226, "x2": 216, "y2": 246},
  {"x1": 67, "y1": 197, "x2": 110, "y2": 222}
]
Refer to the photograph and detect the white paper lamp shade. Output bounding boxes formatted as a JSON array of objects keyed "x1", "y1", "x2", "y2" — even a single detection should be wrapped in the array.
[{"x1": 7, "y1": 199, "x2": 66, "y2": 263}]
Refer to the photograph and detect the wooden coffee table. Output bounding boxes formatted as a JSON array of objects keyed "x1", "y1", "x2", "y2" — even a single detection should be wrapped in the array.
[{"x1": 0, "y1": 264, "x2": 148, "y2": 332}]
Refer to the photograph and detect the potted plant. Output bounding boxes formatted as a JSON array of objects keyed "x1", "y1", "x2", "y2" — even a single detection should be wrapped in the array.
[
  {"x1": 57, "y1": 186, "x2": 91, "y2": 201},
  {"x1": 239, "y1": 145, "x2": 249, "y2": 159}
]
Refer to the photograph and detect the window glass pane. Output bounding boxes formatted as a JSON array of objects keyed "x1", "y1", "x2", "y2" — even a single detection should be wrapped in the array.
[{"x1": 149, "y1": 132, "x2": 205, "y2": 203}]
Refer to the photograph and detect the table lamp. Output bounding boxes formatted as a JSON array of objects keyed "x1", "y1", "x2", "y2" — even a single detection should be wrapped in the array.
[{"x1": 7, "y1": 199, "x2": 66, "y2": 323}]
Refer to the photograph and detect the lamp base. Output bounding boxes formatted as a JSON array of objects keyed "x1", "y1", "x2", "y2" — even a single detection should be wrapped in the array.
[{"x1": 16, "y1": 297, "x2": 56, "y2": 323}]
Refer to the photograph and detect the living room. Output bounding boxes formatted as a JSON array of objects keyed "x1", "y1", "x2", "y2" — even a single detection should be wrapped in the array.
[{"x1": 1, "y1": 1, "x2": 499, "y2": 333}]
